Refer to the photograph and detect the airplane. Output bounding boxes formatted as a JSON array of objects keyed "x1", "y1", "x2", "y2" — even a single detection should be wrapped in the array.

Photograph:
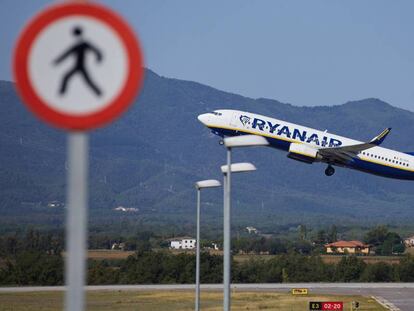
[{"x1": 197, "y1": 109, "x2": 414, "y2": 180}]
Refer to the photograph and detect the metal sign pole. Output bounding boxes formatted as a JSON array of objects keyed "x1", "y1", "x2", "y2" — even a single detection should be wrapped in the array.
[
  {"x1": 195, "y1": 188, "x2": 201, "y2": 311},
  {"x1": 65, "y1": 132, "x2": 88, "y2": 311},
  {"x1": 223, "y1": 147, "x2": 232, "y2": 311}
]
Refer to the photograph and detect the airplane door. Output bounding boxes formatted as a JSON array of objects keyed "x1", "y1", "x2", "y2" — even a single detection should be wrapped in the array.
[{"x1": 230, "y1": 112, "x2": 240, "y2": 128}]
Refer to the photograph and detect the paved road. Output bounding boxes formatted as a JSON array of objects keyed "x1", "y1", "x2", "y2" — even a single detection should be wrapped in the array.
[{"x1": 1, "y1": 283, "x2": 413, "y2": 310}]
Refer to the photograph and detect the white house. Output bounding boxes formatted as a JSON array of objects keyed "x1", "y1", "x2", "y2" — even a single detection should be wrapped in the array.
[
  {"x1": 113, "y1": 206, "x2": 139, "y2": 213},
  {"x1": 211, "y1": 243, "x2": 219, "y2": 250},
  {"x1": 246, "y1": 226, "x2": 258, "y2": 234},
  {"x1": 47, "y1": 201, "x2": 64, "y2": 208},
  {"x1": 170, "y1": 238, "x2": 196, "y2": 249},
  {"x1": 111, "y1": 242, "x2": 125, "y2": 250},
  {"x1": 404, "y1": 236, "x2": 414, "y2": 247},
  {"x1": 325, "y1": 240, "x2": 370, "y2": 255}
]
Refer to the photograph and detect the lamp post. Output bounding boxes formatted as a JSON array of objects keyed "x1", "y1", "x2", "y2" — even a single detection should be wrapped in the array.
[
  {"x1": 195, "y1": 179, "x2": 221, "y2": 311},
  {"x1": 222, "y1": 135, "x2": 269, "y2": 311}
]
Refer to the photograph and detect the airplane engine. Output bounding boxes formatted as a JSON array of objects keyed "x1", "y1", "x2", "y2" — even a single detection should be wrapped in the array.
[{"x1": 287, "y1": 143, "x2": 322, "y2": 164}]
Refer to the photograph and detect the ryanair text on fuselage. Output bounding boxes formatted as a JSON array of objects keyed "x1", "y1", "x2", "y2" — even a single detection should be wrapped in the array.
[
  {"x1": 243, "y1": 115, "x2": 342, "y2": 148},
  {"x1": 197, "y1": 109, "x2": 414, "y2": 180}
]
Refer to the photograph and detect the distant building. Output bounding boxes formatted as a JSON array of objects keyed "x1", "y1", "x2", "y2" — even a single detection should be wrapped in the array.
[
  {"x1": 325, "y1": 240, "x2": 370, "y2": 255},
  {"x1": 404, "y1": 236, "x2": 414, "y2": 247},
  {"x1": 202, "y1": 243, "x2": 220, "y2": 251},
  {"x1": 113, "y1": 206, "x2": 139, "y2": 213},
  {"x1": 246, "y1": 226, "x2": 258, "y2": 234},
  {"x1": 169, "y1": 237, "x2": 196, "y2": 250},
  {"x1": 47, "y1": 201, "x2": 64, "y2": 208},
  {"x1": 111, "y1": 242, "x2": 125, "y2": 250}
]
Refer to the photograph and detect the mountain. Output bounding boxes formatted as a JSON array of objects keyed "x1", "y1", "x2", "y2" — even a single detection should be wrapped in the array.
[{"x1": 1, "y1": 69, "x2": 414, "y2": 231}]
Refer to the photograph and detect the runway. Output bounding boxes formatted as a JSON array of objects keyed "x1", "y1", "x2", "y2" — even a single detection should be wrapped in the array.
[{"x1": 1, "y1": 283, "x2": 413, "y2": 310}]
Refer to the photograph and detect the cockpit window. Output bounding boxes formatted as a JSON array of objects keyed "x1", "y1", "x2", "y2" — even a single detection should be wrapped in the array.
[{"x1": 211, "y1": 111, "x2": 222, "y2": 116}]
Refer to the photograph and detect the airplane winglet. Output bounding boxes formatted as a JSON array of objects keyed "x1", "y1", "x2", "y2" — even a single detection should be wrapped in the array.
[{"x1": 370, "y1": 128, "x2": 391, "y2": 146}]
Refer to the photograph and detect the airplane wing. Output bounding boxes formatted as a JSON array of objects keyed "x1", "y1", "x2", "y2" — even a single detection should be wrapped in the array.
[{"x1": 318, "y1": 128, "x2": 391, "y2": 164}]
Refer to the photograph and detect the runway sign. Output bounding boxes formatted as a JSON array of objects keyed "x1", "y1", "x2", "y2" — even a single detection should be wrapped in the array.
[
  {"x1": 13, "y1": 1, "x2": 144, "y2": 130},
  {"x1": 291, "y1": 288, "x2": 308, "y2": 295},
  {"x1": 309, "y1": 301, "x2": 343, "y2": 311}
]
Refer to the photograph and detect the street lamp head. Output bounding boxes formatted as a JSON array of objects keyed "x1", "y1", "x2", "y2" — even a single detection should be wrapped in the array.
[
  {"x1": 221, "y1": 162, "x2": 256, "y2": 174},
  {"x1": 195, "y1": 179, "x2": 221, "y2": 189},
  {"x1": 223, "y1": 135, "x2": 269, "y2": 148}
]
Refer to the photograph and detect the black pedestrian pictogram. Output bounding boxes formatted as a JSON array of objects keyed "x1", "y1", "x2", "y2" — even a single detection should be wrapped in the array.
[{"x1": 53, "y1": 26, "x2": 103, "y2": 97}]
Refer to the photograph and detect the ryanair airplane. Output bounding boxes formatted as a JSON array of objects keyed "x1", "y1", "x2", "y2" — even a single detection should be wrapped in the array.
[{"x1": 198, "y1": 109, "x2": 414, "y2": 180}]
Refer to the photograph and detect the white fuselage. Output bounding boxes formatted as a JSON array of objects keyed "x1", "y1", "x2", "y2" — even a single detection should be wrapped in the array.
[{"x1": 198, "y1": 109, "x2": 414, "y2": 180}]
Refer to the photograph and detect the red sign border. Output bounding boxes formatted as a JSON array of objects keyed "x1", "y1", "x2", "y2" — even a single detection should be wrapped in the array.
[{"x1": 13, "y1": 2, "x2": 144, "y2": 131}]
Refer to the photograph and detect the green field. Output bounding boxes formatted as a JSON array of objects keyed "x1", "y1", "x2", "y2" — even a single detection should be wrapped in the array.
[{"x1": 0, "y1": 290, "x2": 387, "y2": 311}]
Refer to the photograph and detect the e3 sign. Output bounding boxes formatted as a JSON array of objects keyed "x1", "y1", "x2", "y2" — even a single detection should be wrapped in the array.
[{"x1": 13, "y1": 2, "x2": 144, "y2": 131}]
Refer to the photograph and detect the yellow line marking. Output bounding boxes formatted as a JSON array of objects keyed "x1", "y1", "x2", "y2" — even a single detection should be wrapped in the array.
[
  {"x1": 360, "y1": 157, "x2": 413, "y2": 172},
  {"x1": 212, "y1": 124, "x2": 296, "y2": 143},
  {"x1": 289, "y1": 150, "x2": 316, "y2": 158}
]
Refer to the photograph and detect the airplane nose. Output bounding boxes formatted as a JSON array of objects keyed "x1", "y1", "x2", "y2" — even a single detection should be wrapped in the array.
[{"x1": 197, "y1": 113, "x2": 210, "y2": 125}]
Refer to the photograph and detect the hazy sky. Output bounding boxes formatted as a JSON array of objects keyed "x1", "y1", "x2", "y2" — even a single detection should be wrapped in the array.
[{"x1": 2, "y1": 1, "x2": 414, "y2": 110}]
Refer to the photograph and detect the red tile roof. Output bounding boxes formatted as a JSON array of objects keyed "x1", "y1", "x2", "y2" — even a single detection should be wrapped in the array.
[{"x1": 325, "y1": 240, "x2": 369, "y2": 248}]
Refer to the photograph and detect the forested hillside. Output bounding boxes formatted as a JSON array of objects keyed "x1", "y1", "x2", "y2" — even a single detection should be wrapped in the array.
[{"x1": 1, "y1": 69, "x2": 414, "y2": 230}]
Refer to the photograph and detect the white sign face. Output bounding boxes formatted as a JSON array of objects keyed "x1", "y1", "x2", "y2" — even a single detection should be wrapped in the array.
[
  {"x1": 28, "y1": 17, "x2": 128, "y2": 115},
  {"x1": 14, "y1": 2, "x2": 144, "y2": 130}
]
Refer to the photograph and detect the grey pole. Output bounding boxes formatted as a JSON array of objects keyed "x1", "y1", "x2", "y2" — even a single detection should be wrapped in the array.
[
  {"x1": 223, "y1": 147, "x2": 232, "y2": 311},
  {"x1": 194, "y1": 179, "x2": 220, "y2": 310},
  {"x1": 65, "y1": 133, "x2": 88, "y2": 311},
  {"x1": 195, "y1": 188, "x2": 201, "y2": 311}
]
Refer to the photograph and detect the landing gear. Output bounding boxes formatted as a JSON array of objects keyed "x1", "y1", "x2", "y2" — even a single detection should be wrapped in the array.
[{"x1": 325, "y1": 165, "x2": 335, "y2": 176}]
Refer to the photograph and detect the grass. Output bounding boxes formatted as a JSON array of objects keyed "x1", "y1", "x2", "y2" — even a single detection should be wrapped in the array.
[
  {"x1": 86, "y1": 250, "x2": 134, "y2": 260},
  {"x1": 233, "y1": 253, "x2": 403, "y2": 265},
  {"x1": 320, "y1": 255, "x2": 401, "y2": 265},
  {"x1": 405, "y1": 248, "x2": 414, "y2": 255},
  {"x1": 0, "y1": 290, "x2": 387, "y2": 311}
]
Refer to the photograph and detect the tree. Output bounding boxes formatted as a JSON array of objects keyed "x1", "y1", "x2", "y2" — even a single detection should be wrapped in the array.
[
  {"x1": 314, "y1": 230, "x2": 327, "y2": 245},
  {"x1": 364, "y1": 225, "x2": 388, "y2": 247},
  {"x1": 381, "y1": 232, "x2": 405, "y2": 255},
  {"x1": 366, "y1": 228, "x2": 405, "y2": 255},
  {"x1": 335, "y1": 256, "x2": 366, "y2": 282},
  {"x1": 5, "y1": 236, "x2": 18, "y2": 255},
  {"x1": 298, "y1": 225, "x2": 307, "y2": 241},
  {"x1": 1, "y1": 251, "x2": 63, "y2": 285},
  {"x1": 293, "y1": 240, "x2": 313, "y2": 255},
  {"x1": 327, "y1": 225, "x2": 338, "y2": 243},
  {"x1": 266, "y1": 238, "x2": 287, "y2": 255},
  {"x1": 88, "y1": 260, "x2": 119, "y2": 285},
  {"x1": 397, "y1": 255, "x2": 414, "y2": 282},
  {"x1": 360, "y1": 262, "x2": 394, "y2": 282}
]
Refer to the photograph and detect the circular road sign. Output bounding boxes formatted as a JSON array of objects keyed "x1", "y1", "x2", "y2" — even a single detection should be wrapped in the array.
[{"x1": 13, "y1": 2, "x2": 144, "y2": 131}]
